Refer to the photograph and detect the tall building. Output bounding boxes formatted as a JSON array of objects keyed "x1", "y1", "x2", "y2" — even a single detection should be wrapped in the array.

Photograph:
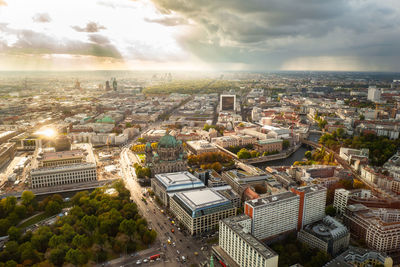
[
  {"x1": 244, "y1": 185, "x2": 326, "y2": 240},
  {"x1": 220, "y1": 95, "x2": 236, "y2": 111},
  {"x1": 368, "y1": 86, "x2": 381, "y2": 102},
  {"x1": 145, "y1": 131, "x2": 187, "y2": 176},
  {"x1": 324, "y1": 246, "x2": 393, "y2": 267},
  {"x1": 214, "y1": 215, "x2": 279, "y2": 267},
  {"x1": 169, "y1": 188, "x2": 236, "y2": 235}
]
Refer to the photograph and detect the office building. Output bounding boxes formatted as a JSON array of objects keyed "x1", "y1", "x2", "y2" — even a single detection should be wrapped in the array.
[
  {"x1": 30, "y1": 163, "x2": 97, "y2": 189},
  {"x1": 344, "y1": 204, "x2": 400, "y2": 256},
  {"x1": 38, "y1": 149, "x2": 85, "y2": 167},
  {"x1": 297, "y1": 216, "x2": 350, "y2": 256},
  {"x1": 170, "y1": 188, "x2": 236, "y2": 235},
  {"x1": 255, "y1": 139, "x2": 283, "y2": 153},
  {"x1": 220, "y1": 95, "x2": 236, "y2": 111},
  {"x1": 214, "y1": 215, "x2": 278, "y2": 267},
  {"x1": 333, "y1": 188, "x2": 372, "y2": 215},
  {"x1": 244, "y1": 185, "x2": 326, "y2": 240},
  {"x1": 324, "y1": 246, "x2": 393, "y2": 267},
  {"x1": 368, "y1": 86, "x2": 381, "y2": 102},
  {"x1": 151, "y1": 171, "x2": 205, "y2": 206}
]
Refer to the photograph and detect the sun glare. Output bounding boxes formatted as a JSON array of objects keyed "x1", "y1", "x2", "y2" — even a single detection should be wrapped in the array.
[{"x1": 34, "y1": 128, "x2": 56, "y2": 138}]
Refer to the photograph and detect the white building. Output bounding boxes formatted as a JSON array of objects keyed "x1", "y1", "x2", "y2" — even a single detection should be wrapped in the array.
[
  {"x1": 244, "y1": 185, "x2": 327, "y2": 240},
  {"x1": 334, "y1": 188, "x2": 372, "y2": 215},
  {"x1": 169, "y1": 188, "x2": 236, "y2": 235},
  {"x1": 30, "y1": 163, "x2": 97, "y2": 189},
  {"x1": 368, "y1": 86, "x2": 381, "y2": 103},
  {"x1": 215, "y1": 215, "x2": 279, "y2": 267}
]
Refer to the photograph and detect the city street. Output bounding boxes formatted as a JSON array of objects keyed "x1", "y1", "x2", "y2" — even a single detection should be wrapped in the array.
[{"x1": 114, "y1": 133, "x2": 211, "y2": 267}]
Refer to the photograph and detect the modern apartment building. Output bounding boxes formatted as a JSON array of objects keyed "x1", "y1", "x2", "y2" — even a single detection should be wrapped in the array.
[
  {"x1": 244, "y1": 185, "x2": 326, "y2": 240},
  {"x1": 214, "y1": 215, "x2": 278, "y2": 267},
  {"x1": 169, "y1": 188, "x2": 236, "y2": 235}
]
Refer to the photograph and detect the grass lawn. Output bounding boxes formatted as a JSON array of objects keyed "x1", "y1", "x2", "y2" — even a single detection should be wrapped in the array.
[{"x1": 18, "y1": 212, "x2": 52, "y2": 229}]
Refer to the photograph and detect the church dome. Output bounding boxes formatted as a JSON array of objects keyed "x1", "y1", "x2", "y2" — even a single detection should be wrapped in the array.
[{"x1": 158, "y1": 132, "x2": 178, "y2": 148}]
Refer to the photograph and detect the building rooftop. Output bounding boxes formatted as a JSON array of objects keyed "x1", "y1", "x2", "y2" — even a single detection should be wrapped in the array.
[
  {"x1": 222, "y1": 215, "x2": 278, "y2": 260},
  {"x1": 155, "y1": 171, "x2": 204, "y2": 192},
  {"x1": 246, "y1": 191, "x2": 299, "y2": 207},
  {"x1": 257, "y1": 139, "x2": 282, "y2": 145},
  {"x1": 40, "y1": 149, "x2": 84, "y2": 161},
  {"x1": 175, "y1": 188, "x2": 229, "y2": 211},
  {"x1": 303, "y1": 216, "x2": 348, "y2": 242}
]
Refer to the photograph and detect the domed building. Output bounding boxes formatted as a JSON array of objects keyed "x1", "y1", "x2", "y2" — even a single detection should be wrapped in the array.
[{"x1": 145, "y1": 131, "x2": 187, "y2": 176}]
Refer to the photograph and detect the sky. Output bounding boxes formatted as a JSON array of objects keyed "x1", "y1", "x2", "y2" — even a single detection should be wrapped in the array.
[{"x1": 0, "y1": 0, "x2": 400, "y2": 71}]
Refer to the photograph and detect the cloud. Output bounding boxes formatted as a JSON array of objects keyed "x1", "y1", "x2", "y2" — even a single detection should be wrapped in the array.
[
  {"x1": 145, "y1": 16, "x2": 188, "y2": 27},
  {"x1": 0, "y1": 24, "x2": 121, "y2": 59},
  {"x1": 72, "y1": 22, "x2": 106, "y2": 32},
  {"x1": 0, "y1": 0, "x2": 6, "y2": 6},
  {"x1": 150, "y1": 0, "x2": 400, "y2": 70},
  {"x1": 32, "y1": 13, "x2": 51, "y2": 23}
]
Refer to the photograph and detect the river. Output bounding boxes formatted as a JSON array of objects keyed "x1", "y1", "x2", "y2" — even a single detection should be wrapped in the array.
[{"x1": 252, "y1": 132, "x2": 321, "y2": 169}]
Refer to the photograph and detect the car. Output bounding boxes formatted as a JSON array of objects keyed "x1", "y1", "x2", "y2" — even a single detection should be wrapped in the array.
[
  {"x1": 172, "y1": 242, "x2": 176, "y2": 247},
  {"x1": 143, "y1": 258, "x2": 149, "y2": 263},
  {"x1": 176, "y1": 250, "x2": 180, "y2": 254},
  {"x1": 136, "y1": 260, "x2": 141, "y2": 265}
]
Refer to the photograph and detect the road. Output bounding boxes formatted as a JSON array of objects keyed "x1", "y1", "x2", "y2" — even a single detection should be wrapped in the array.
[{"x1": 118, "y1": 146, "x2": 211, "y2": 267}]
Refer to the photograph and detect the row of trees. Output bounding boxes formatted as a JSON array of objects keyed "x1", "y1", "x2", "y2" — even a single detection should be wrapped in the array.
[
  {"x1": 0, "y1": 181, "x2": 157, "y2": 266},
  {"x1": 133, "y1": 163, "x2": 151, "y2": 178},
  {"x1": 320, "y1": 132, "x2": 400, "y2": 166},
  {"x1": 227, "y1": 144, "x2": 253, "y2": 154},
  {"x1": 188, "y1": 152, "x2": 233, "y2": 166},
  {"x1": 131, "y1": 143, "x2": 157, "y2": 153},
  {"x1": 237, "y1": 148, "x2": 260, "y2": 159},
  {"x1": 294, "y1": 148, "x2": 336, "y2": 166},
  {"x1": 203, "y1": 124, "x2": 224, "y2": 135}
]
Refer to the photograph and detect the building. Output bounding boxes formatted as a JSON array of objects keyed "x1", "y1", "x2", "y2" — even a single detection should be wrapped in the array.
[
  {"x1": 368, "y1": 86, "x2": 381, "y2": 102},
  {"x1": 297, "y1": 216, "x2": 350, "y2": 256},
  {"x1": 0, "y1": 131, "x2": 18, "y2": 144},
  {"x1": 245, "y1": 192, "x2": 300, "y2": 240},
  {"x1": 169, "y1": 188, "x2": 236, "y2": 235},
  {"x1": 186, "y1": 140, "x2": 219, "y2": 155},
  {"x1": 255, "y1": 139, "x2": 283, "y2": 153},
  {"x1": 333, "y1": 188, "x2": 372, "y2": 215},
  {"x1": 290, "y1": 185, "x2": 327, "y2": 229},
  {"x1": 151, "y1": 171, "x2": 205, "y2": 206},
  {"x1": 220, "y1": 95, "x2": 236, "y2": 111},
  {"x1": 343, "y1": 204, "x2": 400, "y2": 257},
  {"x1": 0, "y1": 142, "x2": 16, "y2": 169},
  {"x1": 214, "y1": 187, "x2": 241, "y2": 208},
  {"x1": 30, "y1": 163, "x2": 97, "y2": 189},
  {"x1": 38, "y1": 149, "x2": 85, "y2": 167},
  {"x1": 324, "y1": 246, "x2": 393, "y2": 267},
  {"x1": 145, "y1": 131, "x2": 187, "y2": 176},
  {"x1": 214, "y1": 215, "x2": 279, "y2": 267},
  {"x1": 194, "y1": 169, "x2": 228, "y2": 188},
  {"x1": 244, "y1": 185, "x2": 326, "y2": 240}
]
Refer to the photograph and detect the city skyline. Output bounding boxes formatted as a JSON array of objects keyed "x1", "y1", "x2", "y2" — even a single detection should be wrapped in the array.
[{"x1": 0, "y1": 0, "x2": 400, "y2": 71}]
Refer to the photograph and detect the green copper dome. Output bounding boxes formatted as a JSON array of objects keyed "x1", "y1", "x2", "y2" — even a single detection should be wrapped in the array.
[{"x1": 158, "y1": 132, "x2": 178, "y2": 148}]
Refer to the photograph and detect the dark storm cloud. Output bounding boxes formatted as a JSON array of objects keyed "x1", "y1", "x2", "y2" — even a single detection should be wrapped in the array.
[
  {"x1": 72, "y1": 22, "x2": 106, "y2": 32},
  {"x1": 0, "y1": 24, "x2": 121, "y2": 58},
  {"x1": 151, "y1": 0, "x2": 400, "y2": 70},
  {"x1": 32, "y1": 13, "x2": 51, "y2": 23},
  {"x1": 144, "y1": 16, "x2": 188, "y2": 26}
]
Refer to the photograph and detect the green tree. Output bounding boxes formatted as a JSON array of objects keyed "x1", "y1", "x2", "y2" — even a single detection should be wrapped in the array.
[
  {"x1": 65, "y1": 248, "x2": 87, "y2": 265},
  {"x1": 0, "y1": 219, "x2": 11, "y2": 236},
  {"x1": 7, "y1": 227, "x2": 21, "y2": 241},
  {"x1": 237, "y1": 148, "x2": 251, "y2": 159},
  {"x1": 49, "y1": 248, "x2": 66, "y2": 266},
  {"x1": 48, "y1": 235, "x2": 66, "y2": 248},
  {"x1": 325, "y1": 205, "x2": 336, "y2": 217},
  {"x1": 137, "y1": 137, "x2": 146, "y2": 144},
  {"x1": 305, "y1": 151, "x2": 312, "y2": 160},
  {"x1": 45, "y1": 201, "x2": 61, "y2": 215},
  {"x1": 72, "y1": 234, "x2": 90, "y2": 249},
  {"x1": 82, "y1": 215, "x2": 98, "y2": 231},
  {"x1": 21, "y1": 191, "x2": 35, "y2": 206},
  {"x1": 119, "y1": 219, "x2": 136, "y2": 237}
]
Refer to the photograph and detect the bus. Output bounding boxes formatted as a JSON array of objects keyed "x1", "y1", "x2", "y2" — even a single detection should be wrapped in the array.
[{"x1": 149, "y1": 254, "x2": 161, "y2": 260}]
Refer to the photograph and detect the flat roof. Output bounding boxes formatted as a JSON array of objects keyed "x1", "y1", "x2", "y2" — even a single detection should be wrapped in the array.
[
  {"x1": 175, "y1": 188, "x2": 229, "y2": 211},
  {"x1": 41, "y1": 149, "x2": 84, "y2": 161},
  {"x1": 257, "y1": 139, "x2": 282, "y2": 145},
  {"x1": 155, "y1": 171, "x2": 204, "y2": 191},
  {"x1": 246, "y1": 191, "x2": 299, "y2": 208}
]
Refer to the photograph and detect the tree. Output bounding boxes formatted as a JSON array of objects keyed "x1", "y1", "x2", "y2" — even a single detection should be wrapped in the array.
[
  {"x1": 0, "y1": 219, "x2": 11, "y2": 236},
  {"x1": 305, "y1": 151, "x2": 312, "y2": 160},
  {"x1": 82, "y1": 215, "x2": 98, "y2": 231},
  {"x1": 65, "y1": 248, "x2": 87, "y2": 265},
  {"x1": 7, "y1": 227, "x2": 21, "y2": 241},
  {"x1": 48, "y1": 235, "x2": 66, "y2": 248},
  {"x1": 45, "y1": 201, "x2": 61, "y2": 215},
  {"x1": 210, "y1": 162, "x2": 222, "y2": 172},
  {"x1": 49, "y1": 248, "x2": 65, "y2": 266},
  {"x1": 325, "y1": 205, "x2": 336, "y2": 217},
  {"x1": 283, "y1": 140, "x2": 290, "y2": 149},
  {"x1": 237, "y1": 148, "x2": 251, "y2": 159},
  {"x1": 72, "y1": 234, "x2": 90, "y2": 249},
  {"x1": 21, "y1": 191, "x2": 35, "y2": 206},
  {"x1": 359, "y1": 114, "x2": 365, "y2": 120},
  {"x1": 125, "y1": 122, "x2": 132, "y2": 128},
  {"x1": 137, "y1": 138, "x2": 146, "y2": 144},
  {"x1": 254, "y1": 185, "x2": 267, "y2": 194}
]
